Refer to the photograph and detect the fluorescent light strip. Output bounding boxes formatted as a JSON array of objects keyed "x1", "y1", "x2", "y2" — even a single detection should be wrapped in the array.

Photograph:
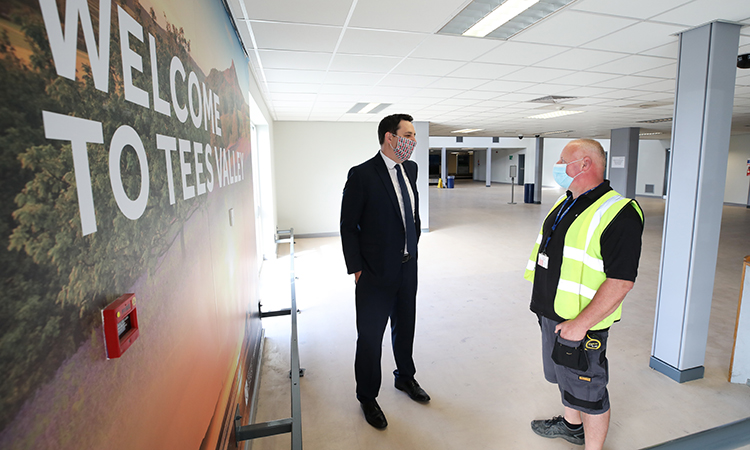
[
  {"x1": 451, "y1": 128, "x2": 484, "y2": 133},
  {"x1": 542, "y1": 130, "x2": 574, "y2": 135},
  {"x1": 527, "y1": 110, "x2": 584, "y2": 119},
  {"x1": 463, "y1": 0, "x2": 541, "y2": 38},
  {"x1": 639, "y1": 132, "x2": 663, "y2": 136},
  {"x1": 359, "y1": 102, "x2": 380, "y2": 114}
]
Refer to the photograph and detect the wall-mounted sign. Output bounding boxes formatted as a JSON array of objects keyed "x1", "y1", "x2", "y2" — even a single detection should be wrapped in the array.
[{"x1": 611, "y1": 156, "x2": 626, "y2": 169}]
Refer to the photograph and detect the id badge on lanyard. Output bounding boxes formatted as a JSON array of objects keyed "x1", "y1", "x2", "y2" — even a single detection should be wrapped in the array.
[{"x1": 537, "y1": 252, "x2": 549, "y2": 269}]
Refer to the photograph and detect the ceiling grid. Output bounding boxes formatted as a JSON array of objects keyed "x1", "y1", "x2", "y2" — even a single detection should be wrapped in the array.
[{"x1": 227, "y1": 0, "x2": 750, "y2": 138}]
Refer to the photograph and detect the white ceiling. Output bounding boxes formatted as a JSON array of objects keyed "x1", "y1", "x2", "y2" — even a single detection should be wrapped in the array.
[{"x1": 227, "y1": 0, "x2": 750, "y2": 139}]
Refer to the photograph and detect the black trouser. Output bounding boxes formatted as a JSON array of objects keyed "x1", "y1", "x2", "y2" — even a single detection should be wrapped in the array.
[{"x1": 354, "y1": 258, "x2": 417, "y2": 402}]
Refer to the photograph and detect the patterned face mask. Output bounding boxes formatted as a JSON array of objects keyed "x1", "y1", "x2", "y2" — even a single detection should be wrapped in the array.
[{"x1": 390, "y1": 134, "x2": 417, "y2": 162}]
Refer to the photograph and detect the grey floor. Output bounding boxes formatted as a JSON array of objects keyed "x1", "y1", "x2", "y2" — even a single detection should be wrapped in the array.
[{"x1": 252, "y1": 180, "x2": 750, "y2": 450}]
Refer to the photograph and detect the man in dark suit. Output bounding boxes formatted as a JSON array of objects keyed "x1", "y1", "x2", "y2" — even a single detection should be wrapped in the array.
[{"x1": 340, "y1": 114, "x2": 430, "y2": 429}]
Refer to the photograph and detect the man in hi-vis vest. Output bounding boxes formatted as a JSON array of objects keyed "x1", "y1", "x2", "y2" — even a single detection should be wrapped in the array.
[{"x1": 525, "y1": 139, "x2": 643, "y2": 450}]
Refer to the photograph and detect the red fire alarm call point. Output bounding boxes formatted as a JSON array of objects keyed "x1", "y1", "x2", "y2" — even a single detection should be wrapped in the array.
[{"x1": 102, "y1": 293, "x2": 139, "y2": 359}]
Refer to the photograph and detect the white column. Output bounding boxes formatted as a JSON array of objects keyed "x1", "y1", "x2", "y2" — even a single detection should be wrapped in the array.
[
  {"x1": 534, "y1": 137, "x2": 544, "y2": 203},
  {"x1": 609, "y1": 127, "x2": 639, "y2": 198},
  {"x1": 650, "y1": 21, "x2": 741, "y2": 383},
  {"x1": 485, "y1": 147, "x2": 491, "y2": 187},
  {"x1": 441, "y1": 147, "x2": 447, "y2": 187}
]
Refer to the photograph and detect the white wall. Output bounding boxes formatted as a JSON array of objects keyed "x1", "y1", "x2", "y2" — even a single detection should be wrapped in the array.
[
  {"x1": 538, "y1": 138, "x2": 612, "y2": 188},
  {"x1": 273, "y1": 121, "x2": 431, "y2": 236},
  {"x1": 635, "y1": 139, "x2": 669, "y2": 196},
  {"x1": 473, "y1": 148, "x2": 526, "y2": 183},
  {"x1": 269, "y1": 131, "x2": 750, "y2": 237},
  {"x1": 273, "y1": 122, "x2": 377, "y2": 235},
  {"x1": 725, "y1": 133, "x2": 750, "y2": 205}
]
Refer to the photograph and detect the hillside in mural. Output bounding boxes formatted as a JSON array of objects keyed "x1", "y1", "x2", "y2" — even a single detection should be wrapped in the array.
[{"x1": 0, "y1": 0, "x2": 250, "y2": 432}]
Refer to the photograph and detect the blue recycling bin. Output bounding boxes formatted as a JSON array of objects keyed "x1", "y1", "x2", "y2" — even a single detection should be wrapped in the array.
[{"x1": 447, "y1": 176, "x2": 455, "y2": 189}]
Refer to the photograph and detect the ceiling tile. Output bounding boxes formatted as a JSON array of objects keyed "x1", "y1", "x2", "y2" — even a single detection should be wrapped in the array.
[
  {"x1": 476, "y1": 41, "x2": 570, "y2": 66},
  {"x1": 474, "y1": 80, "x2": 536, "y2": 92},
  {"x1": 264, "y1": 68, "x2": 327, "y2": 83},
  {"x1": 535, "y1": 48, "x2": 628, "y2": 71},
  {"x1": 570, "y1": 0, "x2": 693, "y2": 20},
  {"x1": 412, "y1": 87, "x2": 465, "y2": 98},
  {"x1": 319, "y1": 84, "x2": 375, "y2": 94},
  {"x1": 547, "y1": 85, "x2": 617, "y2": 98},
  {"x1": 500, "y1": 67, "x2": 576, "y2": 83},
  {"x1": 451, "y1": 90, "x2": 503, "y2": 100},
  {"x1": 250, "y1": 22, "x2": 341, "y2": 52},
  {"x1": 428, "y1": 77, "x2": 489, "y2": 90},
  {"x1": 515, "y1": 84, "x2": 571, "y2": 96},
  {"x1": 337, "y1": 29, "x2": 426, "y2": 57},
  {"x1": 328, "y1": 54, "x2": 402, "y2": 73},
  {"x1": 582, "y1": 22, "x2": 685, "y2": 54},
  {"x1": 266, "y1": 83, "x2": 321, "y2": 93},
  {"x1": 553, "y1": 71, "x2": 621, "y2": 86},
  {"x1": 635, "y1": 79, "x2": 677, "y2": 92},
  {"x1": 515, "y1": 11, "x2": 637, "y2": 47},
  {"x1": 588, "y1": 55, "x2": 674, "y2": 76},
  {"x1": 446, "y1": 62, "x2": 523, "y2": 80},
  {"x1": 270, "y1": 93, "x2": 317, "y2": 102},
  {"x1": 639, "y1": 42, "x2": 679, "y2": 59},
  {"x1": 651, "y1": 0, "x2": 750, "y2": 26},
  {"x1": 410, "y1": 34, "x2": 502, "y2": 61},
  {"x1": 369, "y1": 86, "x2": 422, "y2": 97},
  {"x1": 258, "y1": 50, "x2": 332, "y2": 70},
  {"x1": 237, "y1": 0, "x2": 352, "y2": 25},
  {"x1": 391, "y1": 58, "x2": 465, "y2": 77},
  {"x1": 635, "y1": 63, "x2": 677, "y2": 78},
  {"x1": 323, "y1": 72, "x2": 383, "y2": 85},
  {"x1": 624, "y1": 92, "x2": 675, "y2": 102},
  {"x1": 593, "y1": 75, "x2": 664, "y2": 89},
  {"x1": 438, "y1": 98, "x2": 482, "y2": 106},
  {"x1": 378, "y1": 74, "x2": 441, "y2": 88},
  {"x1": 348, "y1": 0, "x2": 467, "y2": 33}
]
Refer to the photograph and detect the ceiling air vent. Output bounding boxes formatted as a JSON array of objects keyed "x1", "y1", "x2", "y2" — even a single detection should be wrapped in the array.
[{"x1": 530, "y1": 95, "x2": 578, "y2": 104}]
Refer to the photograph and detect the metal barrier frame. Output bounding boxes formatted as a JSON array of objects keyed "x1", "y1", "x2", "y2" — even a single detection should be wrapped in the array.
[{"x1": 235, "y1": 228, "x2": 303, "y2": 449}]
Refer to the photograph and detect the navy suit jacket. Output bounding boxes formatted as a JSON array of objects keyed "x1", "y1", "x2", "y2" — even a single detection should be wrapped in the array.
[{"x1": 340, "y1": 153, "x2": 421, "y2": 284}]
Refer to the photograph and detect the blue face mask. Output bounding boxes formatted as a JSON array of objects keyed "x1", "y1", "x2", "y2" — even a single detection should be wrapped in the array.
[{"x1": 553, "y1": 158, "x2": 583, "y2": 189}]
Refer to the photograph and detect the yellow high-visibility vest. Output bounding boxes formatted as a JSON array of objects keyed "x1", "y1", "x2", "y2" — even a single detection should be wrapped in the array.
[{"x1": 524, "y1": 190, "x2": 643, "y2": 330}]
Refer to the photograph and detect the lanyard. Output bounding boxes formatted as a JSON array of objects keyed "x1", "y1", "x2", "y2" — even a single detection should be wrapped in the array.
[
  {"x1": 540, "y1": 184, "x2": 600, "y2": 255},
  {"x1": 541, "y1": 196, "x2": 577, "y2": 254}
]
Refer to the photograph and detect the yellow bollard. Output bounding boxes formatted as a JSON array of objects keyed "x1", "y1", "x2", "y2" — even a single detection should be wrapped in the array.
[{"x1": 437, "y1": 178, "x2": 443, "y2": 188}]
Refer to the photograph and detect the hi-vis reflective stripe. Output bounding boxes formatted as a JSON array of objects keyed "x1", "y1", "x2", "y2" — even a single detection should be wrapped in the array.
[
  {"x1": 558, "y1": 279, "x2": 597, "y2": 300},
  {"x1": 536, "y1": 234, "x2": 543, "y2": 245},
  {"x1": 584, "y1": 194, "x2": 623, "y2": 255},
  {"x1": 563, "y1": 246, "x2": 604, "y2": 272},
  {"x1": 526, "y1": 259, "x2": 536, "y2": 271}
]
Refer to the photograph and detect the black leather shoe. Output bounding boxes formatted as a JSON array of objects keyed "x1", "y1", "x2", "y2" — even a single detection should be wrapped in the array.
[
  {"x1": 394, "y1": 378, "x2": 431, "y2": 403},
  {"x1": 360, "y1": 400, "x2": 387, "y2": 429}
]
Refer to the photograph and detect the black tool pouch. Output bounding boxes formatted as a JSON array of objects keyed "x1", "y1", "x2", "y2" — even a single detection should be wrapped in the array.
[{"x1": 551, "y1": 334, "x2": 589, "y2": 372}]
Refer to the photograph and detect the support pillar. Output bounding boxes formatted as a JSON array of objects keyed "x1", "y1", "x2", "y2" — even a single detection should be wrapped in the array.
[
  {"x1": 441, "y1": 147, "x2": 447, "y2": 187},
  {"x1": 651, "y1": 20, "x2": 741, "y2": 383},
  {"x1": 485, "y1": 147, "x2": 491, "y2": 187},
  {"x1": 609, "y1": 127, "x2": 639, "y2": 198},
  {"x1": 534, "y1": 137, "x2": 544, "y2": 204}
]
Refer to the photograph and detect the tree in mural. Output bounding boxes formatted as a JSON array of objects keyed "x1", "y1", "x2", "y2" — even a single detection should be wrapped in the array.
[{"x1": 0, "y1": 0, "x2": 248, "y2": 430}]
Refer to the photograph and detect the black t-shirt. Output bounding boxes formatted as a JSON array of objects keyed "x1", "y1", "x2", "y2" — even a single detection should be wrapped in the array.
[{"x1": 530, "y1": 181, "x2": 644, "y2": 323}]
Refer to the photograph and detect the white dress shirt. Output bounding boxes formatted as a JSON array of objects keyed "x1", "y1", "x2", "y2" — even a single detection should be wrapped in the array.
[{"x1": 379, "y1": 151, "x2": 416, "y2": 254}]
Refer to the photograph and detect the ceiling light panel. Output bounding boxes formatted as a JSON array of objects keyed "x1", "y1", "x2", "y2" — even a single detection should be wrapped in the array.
[
  {"x1": 527, "y1": 110, "x2": 584, "y2": 119},
  {"x1": 439, "y1": 0, "x2": 577, "y2": 40}
]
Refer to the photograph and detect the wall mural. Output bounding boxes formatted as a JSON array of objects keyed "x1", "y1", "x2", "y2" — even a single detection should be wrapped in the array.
[{"x1": 0, "y1": 0, "x2": 260, "y2": 448}]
